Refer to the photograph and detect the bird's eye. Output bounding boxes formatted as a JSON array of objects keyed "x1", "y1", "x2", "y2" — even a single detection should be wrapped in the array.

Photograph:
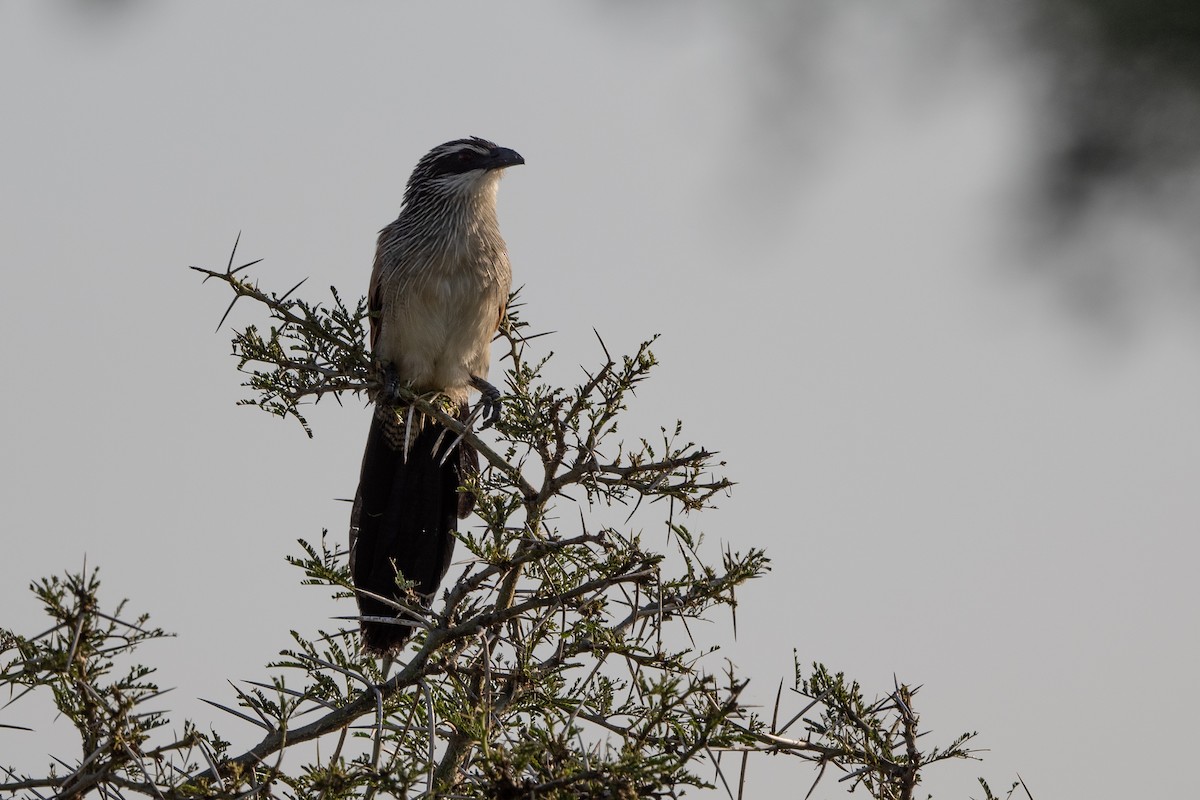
[{"x1": 457, "y1": 152, "x2": 472, "y2": 162}]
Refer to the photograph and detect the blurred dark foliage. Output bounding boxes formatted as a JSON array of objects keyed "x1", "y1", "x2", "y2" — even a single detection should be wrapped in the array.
[
  {"x1": 1032, "y1": 1, "x2": 1200, "y2": 213},
  {"x1": 55, "y1": 0, "x2": 147, "y2": 31}
]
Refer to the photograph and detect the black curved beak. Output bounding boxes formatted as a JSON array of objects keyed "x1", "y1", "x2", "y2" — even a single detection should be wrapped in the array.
[{"x1": 487, "y1": 146, "x2": 525, "y2": 169}]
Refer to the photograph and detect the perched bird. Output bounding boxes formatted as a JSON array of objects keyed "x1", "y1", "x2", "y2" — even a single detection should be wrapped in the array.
[{"x1": 349, "y1": 137, "x2": 524, "y2": 653}]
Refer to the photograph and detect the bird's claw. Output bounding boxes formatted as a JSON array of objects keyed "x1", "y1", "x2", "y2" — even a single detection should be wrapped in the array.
[{"x1": 470, "y1": 375, "x2": 502, "y2": 429}]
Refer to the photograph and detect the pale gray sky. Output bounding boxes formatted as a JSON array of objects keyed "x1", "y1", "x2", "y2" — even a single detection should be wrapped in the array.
[{"x1": 2, "y1": 3, "x2": 1198, "y2": 797}]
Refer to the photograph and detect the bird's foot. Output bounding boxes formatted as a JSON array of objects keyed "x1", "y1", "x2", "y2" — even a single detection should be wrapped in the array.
[
  {"x1": 469, "y1": 375, "x2": 502, "y2": 429},
  {"x1": 379, "y1": 362, "x2": 402, "y2": 405}
]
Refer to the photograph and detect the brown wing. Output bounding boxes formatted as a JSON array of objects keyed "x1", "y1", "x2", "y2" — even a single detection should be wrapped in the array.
[
  {"x1": 493, "y1": 247, "x2": 512, "y2": 337},
  {"x1": 367, "y1": 240, "x2": 386, "y2": 353},
  {"x1": 494, "y1": 295, "x2": 507, "y2": 336}
]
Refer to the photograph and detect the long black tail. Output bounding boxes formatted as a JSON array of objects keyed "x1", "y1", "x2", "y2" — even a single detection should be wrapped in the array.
[{"x1": 350, "y1": 406, "x2": 476, "y2": 653}]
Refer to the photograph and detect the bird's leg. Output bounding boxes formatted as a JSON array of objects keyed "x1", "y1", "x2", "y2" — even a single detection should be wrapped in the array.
[
  {"x1": 379, "y1": 362, "x2": 402, "y2": 405},
  {"x1": 469, "y1": 375, "x2": 502, "y2": 429}
]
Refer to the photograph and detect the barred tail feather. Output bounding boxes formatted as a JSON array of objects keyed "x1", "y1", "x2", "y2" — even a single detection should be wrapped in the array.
[{"x1": 349, "y1": 407, "x2": 475, "y2": 654}]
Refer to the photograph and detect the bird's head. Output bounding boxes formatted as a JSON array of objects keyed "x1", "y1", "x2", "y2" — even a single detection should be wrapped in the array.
[{"x1": 405, "y1": 137, "x2": 524, "y2": 203}]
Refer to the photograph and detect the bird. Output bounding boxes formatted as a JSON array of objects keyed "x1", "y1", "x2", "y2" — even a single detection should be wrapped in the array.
[{"x1": 349, "y1": 136, "x2": 524, "y2": 654}]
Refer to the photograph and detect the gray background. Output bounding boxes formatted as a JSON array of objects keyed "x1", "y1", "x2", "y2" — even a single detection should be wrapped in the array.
[{"x1": 2, "y1": 3, "x2": 1198, "y2": 797}]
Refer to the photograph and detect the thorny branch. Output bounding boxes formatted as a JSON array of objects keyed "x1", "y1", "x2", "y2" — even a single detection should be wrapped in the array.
[{"x1": 0, "y1": 241, "x2": 991, "y2": 799}]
